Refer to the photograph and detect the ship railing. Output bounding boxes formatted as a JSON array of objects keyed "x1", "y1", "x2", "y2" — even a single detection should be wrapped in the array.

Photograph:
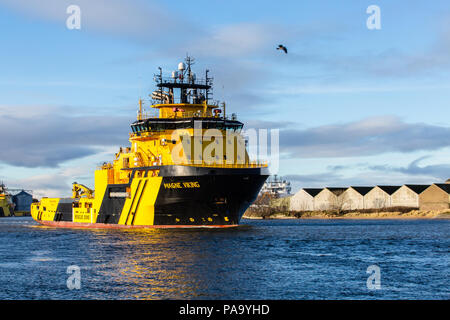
[
  {"x1": 140, "y1": 111, "x2": 159, "y2": 119},
  {"x1": 97, "y1": 159, "x2": 267, "y2": 170},
  {"x1": 165, "y1": 160, "x2": 268, "y2": 168},
  {"x1": 157, "y1": 76, "x2": 209, "y2": 85},
  {"x1": 97, "y1": 162, "x2": 114, "y2": 170},
  {"x1": 139, "y1": 109, "x2": 223, "y2": 120},
  {"x1": 130, "y1": 132, "x2": 154, "y2": 138},
  {"x1": 166, "y1": 110, "x2": 221, "y2": 119},
  {"x1": 151, "y1": 97, "x2": 218, "y2": 105}
]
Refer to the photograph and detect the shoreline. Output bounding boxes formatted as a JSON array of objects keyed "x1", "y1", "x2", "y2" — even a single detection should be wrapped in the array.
[{"x1": 243, "y1": 210, "x2": 450, "y2": 220}]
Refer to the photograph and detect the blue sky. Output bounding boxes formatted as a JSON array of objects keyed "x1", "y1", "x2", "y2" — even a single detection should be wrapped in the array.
[{"x1": 1, "y1": 0, "x2": 450, "y2": 197}]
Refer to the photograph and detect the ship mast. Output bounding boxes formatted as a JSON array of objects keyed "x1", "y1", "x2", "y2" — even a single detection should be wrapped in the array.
[
  {"x1": 138, "y1": 98, "x2": 143, "y2": 120},
  {"x1": 151, "y1": 55, "x2": 214, "y2": 106}
]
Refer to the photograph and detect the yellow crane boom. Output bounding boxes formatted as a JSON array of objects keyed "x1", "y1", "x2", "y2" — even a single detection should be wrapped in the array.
[{"x1": 72, "y1": 182, "x2": 94, "y2": 199}]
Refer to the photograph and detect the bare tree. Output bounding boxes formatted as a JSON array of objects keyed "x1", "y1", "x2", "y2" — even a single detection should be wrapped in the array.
[
  {"x1": 373, "y1": 197, "x2": 387, "y2": 210},
  {"x1": 329, "y1": 190, "x2": 348, "y2": 215},
  {"x1": 245, "y1": 192, "x2": 275, "y2": 219}
]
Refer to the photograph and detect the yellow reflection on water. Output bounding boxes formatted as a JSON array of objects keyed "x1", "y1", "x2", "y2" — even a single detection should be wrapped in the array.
[{"x1": 78, "y1": 226, "x2": 250, "y2": 299}]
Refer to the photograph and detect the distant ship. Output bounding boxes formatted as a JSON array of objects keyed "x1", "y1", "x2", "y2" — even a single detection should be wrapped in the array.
[
  {"x1": 259, "y1": 175, "x2": 291, "y2": 198},
  {"x1": 0, "y1": 183, "x2": 14, "y2": 217},
  {"x1": 31, "y1": 57, "x2": 269, "y2": 228}
]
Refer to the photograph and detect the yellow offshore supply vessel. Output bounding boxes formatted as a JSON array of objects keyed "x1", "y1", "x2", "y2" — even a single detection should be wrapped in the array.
[
  {"x1": 31, "y1": 57, "x2": 269, "y2": 228},
  {"x1": 0, "y1": 183, "x2": 14, "y2": 217}
]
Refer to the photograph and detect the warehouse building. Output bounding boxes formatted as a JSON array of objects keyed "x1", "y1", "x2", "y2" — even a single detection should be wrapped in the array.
[
  {"x1": 391, "y1": 185, "x2": 430, "y2": 208},
  {"x1": 327, "y1": 187, "x2": 348, "y2": 210},
  {"x1": 314, "y1": 187, "x2": 346, "y2": 211},
  {"x1": 11, "y1": 190, "x2": 33, "y2": 212},
  {"x1": 290, "y1": 180, "x2": 449, "y2": 212},
  {"x1": 363, "y1": 185, "x2": 401, "y2": 209},
  {"x1": 419, "y1": 184, "x2": 450, "y2": 211},
  {"x1": 342, "y1": 186, "x2": 373, "y2": 210},
  {"x1": 290, "y1": 188, "x2": 322, "y2": 211}
]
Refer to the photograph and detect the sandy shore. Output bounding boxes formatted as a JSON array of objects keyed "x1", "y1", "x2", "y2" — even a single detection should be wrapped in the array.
[{"x1": 243, "y1": 210, "x2": 450, "y2": 220}]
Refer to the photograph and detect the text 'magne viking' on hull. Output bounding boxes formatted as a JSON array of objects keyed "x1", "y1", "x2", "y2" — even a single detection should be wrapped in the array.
[{"x1": 31, "y1": 57, "x2": 269, "y2": 228}]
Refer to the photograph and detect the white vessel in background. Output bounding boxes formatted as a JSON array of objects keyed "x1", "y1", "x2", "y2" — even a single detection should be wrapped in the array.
[{"x1": 259, "y1": 175, "x2": 291, "y2": 198}]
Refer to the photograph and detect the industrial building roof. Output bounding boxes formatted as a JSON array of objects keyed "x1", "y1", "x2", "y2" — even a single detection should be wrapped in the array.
[
  {"x1": 377, "y1": 185, "x2": 401, "y2": 195},
  {"x1": 302, "y1": 188, "x2": 323, "y2": 197},
  {"x1": 12, "y1": 190, "x2": 32, "y2": 197},
  {"x1": 326, "y1": 187, "x2": 347, "y2": 195},
  {"x1": 434, "y1": 183, "x2": 450, "y2": 194},
  {"x1": 404, "y1": 185, "x2": 431, "y2": 194},
  {"x1": 350, "y1": 186, "x2": 373, "y2": 196}
]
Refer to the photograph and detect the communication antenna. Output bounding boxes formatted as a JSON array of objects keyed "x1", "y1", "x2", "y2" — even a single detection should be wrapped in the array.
[
  {"x1": 205, "y1": 69, "x2": 213, "y2": 103},
  {"x1": 185, "y1": 55, "x2": 195, "y2": 83},
  {"x1": 138, "y1": 74, "x2": 144, "y2": 102}
]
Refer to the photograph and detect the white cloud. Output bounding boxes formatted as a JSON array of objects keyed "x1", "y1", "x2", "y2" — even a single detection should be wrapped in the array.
[
  {"x1": 191, "y1": 23, "x2": 280, "y2": 58},
  {"x1": 0, "y1": 0, "x2": 192, "y2": 41},
  {"x1": 0, "y1": 104, "x2": 130, "y2": 167},
  {"x1": 3, "y1": 147, "x2": 116, "y2": 198},
  {"x1": 280, "y1": 116, "x2": 450, "y2": 158},
  {"x1": 268, "y1": 82, "x2": 450, "y2": 95}
]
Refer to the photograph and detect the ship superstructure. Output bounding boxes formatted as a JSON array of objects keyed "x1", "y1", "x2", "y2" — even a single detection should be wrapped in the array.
[{"x1": 31, "y1": 57, "x2": 269, "y2": 228}]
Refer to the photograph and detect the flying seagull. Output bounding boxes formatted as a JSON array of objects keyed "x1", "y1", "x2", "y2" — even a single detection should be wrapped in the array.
[{"x1": 277, "y1": 44, "x2": 287, "y2": 54}]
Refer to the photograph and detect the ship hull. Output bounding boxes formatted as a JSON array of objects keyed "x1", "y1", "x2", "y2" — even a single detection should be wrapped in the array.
[
  {"x1": 32, "y1": 166, "x2": 269, "y2": 228},
  {"x1": 0, "y1": 202, "x2": 13, "y2": 217},
  {"x1": 154, "y1": 171, "x2": 268, "y2": 225},
  {"x1": 35, "y1": 220, "x2": 238, "y2": 229}
]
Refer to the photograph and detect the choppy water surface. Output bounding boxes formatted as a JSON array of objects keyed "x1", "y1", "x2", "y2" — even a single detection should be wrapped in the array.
[{"x1": 0, "y1": 217, "x2": 448, "y2": 299}]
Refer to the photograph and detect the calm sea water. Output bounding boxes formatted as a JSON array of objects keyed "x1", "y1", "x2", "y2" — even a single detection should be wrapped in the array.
[{"x1": 0, "y1": 217, "x2": 448, "y2": 300}]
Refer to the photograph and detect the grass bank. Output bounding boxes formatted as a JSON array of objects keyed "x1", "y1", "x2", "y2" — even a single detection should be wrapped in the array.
[{"x1": 243, "y1": 209, "x2": 450, "y2": 220}]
